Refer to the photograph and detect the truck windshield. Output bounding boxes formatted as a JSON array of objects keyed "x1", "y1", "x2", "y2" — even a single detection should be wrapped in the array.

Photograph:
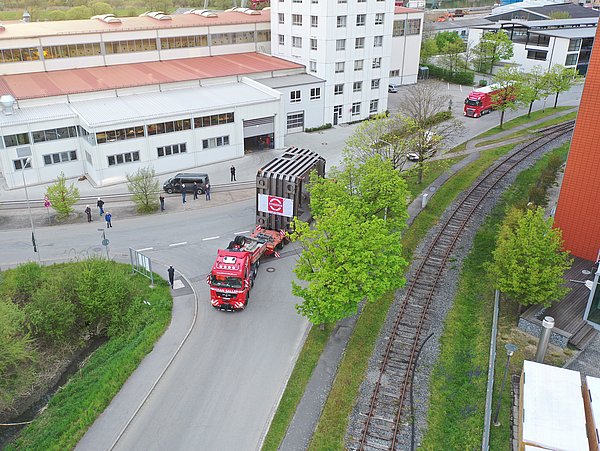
[
  {"x1": 210, "y1": 275, "x2": 243, "y2": 289},
  {"x1": 465, "y1": 99, "x2": 480, "y2": 106}
]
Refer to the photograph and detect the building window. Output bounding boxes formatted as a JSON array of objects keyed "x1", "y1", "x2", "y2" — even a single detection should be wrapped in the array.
[
  {"x1": 290, "y1": 90, "x2": 301, "y2": 103},
  {"x1": 354, "y1": 59, "x2": 363, "y2": 71},
  {"x1": 406, "y1": 19, "x2": 421, "y2": 35},
  {"x1": 375, "y1": 13, "x2": 384, "y2": 25},
  {"x1": 374, "y1": 36, "x2": 383, "y2": 47},
  {"x1": 336, "y1": 39, "x2": 346, "y2": 51},
  {"x1": 279, "y1": 34, "x2": 285, "y2": 45},
  {"x1": 107, "y1": 151, "x2": 140, "y2": 166},
  {"x1": 292, "y1": 36, "x2": 302, "y2": 48},
  {"x1": 13, "y1": 158, "x2": 31, "y2": 170},
  {"x1": 353, "y1": 81, "x2": 362, "y2": 92},
  {"x1": 96, "y1": 125, "x2": 145, "y2": 144},
  {"x1": 160, "y1": 35, "x2": 208, "y2": 50},
  {"x1": 202, "y1": 135, "x2": 230, "y2": 149},
  {"x1": 310, "y1": 87, "x2": 321, "y2": 100},
  {"x1": 292, "y1": 14, "x2": 302, "y2": 26},
  {"x1": 278, "y1": 13, "x2": 284, "y2": 24},
  {"x1": 369, "y1": 99, "x2": 379, "y2": 114},
  {"x1": 338, "y1": 0, "x2": 347, "y2": 3},
  {"x1": 355, "y1": 37, "x2": 365, "y2": 49},
  {"x1": 358, "y1": 0, "x2": 366, "y2": 3},
  {"x1": 527, "y1": 50, "x2": 547, "y2": 61},
  {"x1": 311, "y1": 0, "x2": 317, "y2": 3},
  {"x1": 146, "y1": 119, "x2": 191, "y2": 137},
  {"x1": 292, "y1": 0, "x2": 301, "y2": 3},
  {"x1": 393, "y1": 20, "x2": 405, "y2": 37},
  {"x1": 309, "y1": 60, "x2": 317, "y2": 72},
  {"x1": 565, "y1": 53, "x2": 578, "y2": 66},
  {"x1": 311, "y1": 39, "x2": 318, "y2": 51},
  {"x1": 311, "y1": 15, "x2": 318, "y2": 27},
  {"x1": 4, "y1": 132, "x2": 30, "y2": 147},
  {"x1": 104, "y1": 39, "x2": 157, "y2": 54},
  {"x1": 334, "y1": 84, "x2": 344, "y2": 95},
  {"x1": 43, "y1": 150, "x2": 77, "y2": 165},
  {"x1": 157, "y1": 143, "x2": 187, "y2": 157},
  {"x1": 529, "y1": 34, "x2": 550, "y2": 47},
  {"x1": 356, "y1": 14, "x2": 366, "y2": 26},
  {"x1": 372, "y1": 57, "x2": 382, "y2": 69},
  {"x1": 337, "y1": 16, "x2": 346, "y2": 28},
  {"x1": 569, "y1": 39, "x2": 582, "y2": 52},
  {"x1": 371, "y1": 79, "x2": 380, "y2": 89},
  {"x1": 287, "y1": 112, "x2": 304, "y2": 129},
  {"x1": 45, "y1": 42, "x2": 102, "y2": 59},
  {"x1": 335, "y1": 62, "x2": 345, "y2": 73},
  {"x1": 32, "y1": 126, "x2": 78, "y2": 143},
  {"x1": 85, "y1": 151, "x2": 93, "y2": 166},
  {"x1": 389, "y1": 69, "x2": 399, "y2": 77},
  {"x1": 193, "y1": 112, "x2": 235, "y2": 128},
  {"x1": 351, "y1": 102, "x2": 361, "y2": 116},
  {"x1": 0, "y1": 47, "x2": 41, "y2": 63}
]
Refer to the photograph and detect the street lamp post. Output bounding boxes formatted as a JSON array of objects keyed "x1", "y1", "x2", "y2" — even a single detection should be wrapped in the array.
[
  {"x1": 21, "y1": 157, "x2": 41, "y2": 264},
  {"x1": 492, "y1": 343, "x2": 518, "y2": 426}
]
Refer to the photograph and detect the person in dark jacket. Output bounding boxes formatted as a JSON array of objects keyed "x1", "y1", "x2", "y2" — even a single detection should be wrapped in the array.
[
  {"x1": 97, "y1": 197, "x2": 105, "y2": 216},
  {"x1": 160, "y1": 194, "x2": 165, "y2": 211},
  {"x1": 230, "y1": 165, "x2": 236, "y2": 182},
  {"x1": 205, "y1": 183, "x2": 211, "y2": 200},
  {"x1": 168, "y1": 266, "x2": 175, "y2": 288},
  {"x1": 84, "y1": 205, "x2": 92, "y2": 222},
  {"x1": 193, "y1": 182, "x2": 199, "y2": 200},
  {"x1": 105, "y1": 211, "x2": 112, "y2": 228}
]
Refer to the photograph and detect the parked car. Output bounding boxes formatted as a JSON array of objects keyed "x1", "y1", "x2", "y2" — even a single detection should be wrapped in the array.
[
  {"x1": 406, "y1": 153, "x2": 420, "y2": 162},
  {"x1": 163, "y1": 173, "x2": 210, "y2": 194},
  {"x1": 388, "y1": 84, "x2": 399, "y2": 93}
]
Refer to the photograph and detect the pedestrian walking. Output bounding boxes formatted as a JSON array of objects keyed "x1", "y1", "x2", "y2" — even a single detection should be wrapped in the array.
[
  {"x1": 160, "y1": 194, "x2": 165, "y2": 211},
  {"x1": 205, "y1": 182, "x2": 211, "y2": 200},
  {"x1": 97, "y1": 197, "x2": 105, "y2": 216},
  {"x1": 84, "y1": 205, "x2": 92, "y2": 222},
  {"x1": 230, "y1": 165, "x2": 236, "y2": 182},
  {"x1": 193, "y1": 181, "x2": 199, "y2": 200},
  {"x1": 105, "y1": 211, "x2": 112, "y2": 228},
  {"x1": 168, "y1": 265, "x2": 175, "y2": 288},
  {"x1": 181, "y1": 183, "x2": 187, "y2": 204}
]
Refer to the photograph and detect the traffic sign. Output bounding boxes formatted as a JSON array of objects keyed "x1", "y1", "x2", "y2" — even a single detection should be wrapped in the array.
[{"x1": 102, "y1": 239, "x2": 109, "y2": 246}]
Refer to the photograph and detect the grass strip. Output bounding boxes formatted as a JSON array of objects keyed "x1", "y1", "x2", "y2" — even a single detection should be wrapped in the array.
[
  {"x1": 475, "y1": 106, "x2": 571, "y2": 140},
  {"x1": 6, "y1": 266, "x2": 172, "y2": 451},
  {"x1": 475, "y1": 112, "x2": 578, "y2": 148},
  {"x1": 421, "y1": 143, "x2": 570, "y2": 450}
]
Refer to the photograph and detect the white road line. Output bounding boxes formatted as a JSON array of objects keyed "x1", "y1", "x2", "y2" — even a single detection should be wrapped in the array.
[
  {"x1": 169, "y1": 242, "x2": 188, "y2": 247},
  {"x1": 202, "y1": 236, "x2": 220, "y2": 241},
  {"x1": 136, "y1": 247, "x2": 153, "y2": 252},
  {"x1": 234, "y1": 230, "x2": 250, "y2": 235}
]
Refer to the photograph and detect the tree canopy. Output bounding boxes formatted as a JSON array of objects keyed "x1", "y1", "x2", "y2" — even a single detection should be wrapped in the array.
[
  {"x1": 473, "y1": 31, "x2": 514, "y2": 74},
  {"x1": 127, "y1": 166, "x2": 160, "y2": 213},
  {"x1": 545, "y1": 64, "x2": 581, "y2": 108},
  {"x1": 520, "y1": 65, "x2": 552, "y2": 116},
  {"x1": 491, "y1": 66, "x2": 524, "y2": 128},
  {"x1": 46, "y1": 172, "x2": 80, "y2": 219}
]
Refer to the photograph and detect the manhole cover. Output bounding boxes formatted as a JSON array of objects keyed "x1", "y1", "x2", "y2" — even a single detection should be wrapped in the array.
[
  {"x1": 429, "y1": 186, "x2": 437, "y2": 192},
  {"x1": 92, "y1": 247, "x2": 102, "y2": 252},
  {"x1": 266, "y1": 267, "x2": 276, "y2": 273}
]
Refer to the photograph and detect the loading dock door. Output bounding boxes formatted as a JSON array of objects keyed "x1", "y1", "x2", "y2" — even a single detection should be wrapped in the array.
[
  {"x1": 286, "y1": 111, "x2": 304, "y2": 133},
  {"x1": 243, "y1": 116, "x2": 275, "y2": 138}
]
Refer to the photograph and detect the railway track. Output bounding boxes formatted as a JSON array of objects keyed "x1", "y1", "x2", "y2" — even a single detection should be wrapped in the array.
[{"x1": 349, "y1": 120, "x2": 575, "y2": 451}]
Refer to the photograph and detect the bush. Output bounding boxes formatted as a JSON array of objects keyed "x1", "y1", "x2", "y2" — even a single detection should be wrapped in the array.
[
  {"x1": 126, "y1": 166, "x2": 160, "y2": 214},
  {"x1": 426, "y1": 64, "x2": 475, "y2": 86},
  {"x1": 479, "y1": 79, "x2": 488, "y2": 87},
  {"x1": 305, "y1": 123, "x2": 333, "y2": 133},
  {"x1": 0, "y1": 263, "x2": 44, "y2": 304},
  {"x1": 0, "y1": 300, "x2": 35, "y2": 378}
]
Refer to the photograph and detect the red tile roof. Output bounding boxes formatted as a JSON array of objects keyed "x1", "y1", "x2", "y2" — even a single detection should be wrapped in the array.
[
  {"x1": 0, "y1": 53, "x2": 303, "y2": 100},
  {"x1": 0, "y1": 11, "x2": 269, "y2": 40}
]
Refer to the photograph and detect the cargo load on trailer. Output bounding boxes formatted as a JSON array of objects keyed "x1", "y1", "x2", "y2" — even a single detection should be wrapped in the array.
[
  {"x1": 208, "y1": 148, "x2": 325, "y2": 311},
  {"x1": 463, "y1": 83, "x2": 503, "y2": 118}
]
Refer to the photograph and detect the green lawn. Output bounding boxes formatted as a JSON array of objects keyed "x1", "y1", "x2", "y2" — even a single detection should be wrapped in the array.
[{"x1": 476, "y1": 106, "x2": 572, "y2": 140}]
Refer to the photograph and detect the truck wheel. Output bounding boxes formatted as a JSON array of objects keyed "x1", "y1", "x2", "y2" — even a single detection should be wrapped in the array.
[
  {"x1": 276, "y1": 242, "x2": 284, "y2": 250},
  {"x1": 166, "y1": 188, "x2": 173, "y2": 194},
  {"x1": 245, "y1": 291, "x2": 250, "y2": 306}
]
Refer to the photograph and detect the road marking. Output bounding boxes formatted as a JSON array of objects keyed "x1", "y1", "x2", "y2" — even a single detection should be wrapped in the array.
[
  {"x1": 136, "y1": 247, "x2": 153, "y2": 252},
  {"x1": 169, "y1": 242, "x2": 187, "y2": 247},
  {"x1": 234, "y1": 230, "x2": 250, "y2": 235},
  {"x1": 202, "y1": 236, "x2": 220, "y2": 241},
  {"x1": 173, "y1": 280, "x2": 185, "y2": 290}
]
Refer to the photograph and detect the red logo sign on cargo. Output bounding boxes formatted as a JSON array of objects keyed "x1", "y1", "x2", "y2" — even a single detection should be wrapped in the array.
[{"x1": 258, "y1": 194, "x2": 293, "y2": 217}]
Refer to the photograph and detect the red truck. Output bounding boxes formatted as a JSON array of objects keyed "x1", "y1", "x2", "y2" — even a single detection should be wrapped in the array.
[
  {"x1": 463, "y1": 83, "x2": 502, "y2": 118},
  {"x1": 207, "y1": 147, "x2": 325, "y2": 311}
]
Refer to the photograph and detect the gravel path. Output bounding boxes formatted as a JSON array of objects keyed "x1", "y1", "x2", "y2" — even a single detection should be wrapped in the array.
[{"x1": 346, "y1": 132, "x2": 573, "y2": 450}]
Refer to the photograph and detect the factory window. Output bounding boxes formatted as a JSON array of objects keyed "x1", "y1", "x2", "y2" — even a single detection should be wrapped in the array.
[
  {"x1": 43, "y1": 150, "x2": 77, "y2": 165},
  {"x1": 32, "y1": 126, "x2": 78, "y2": 143},
  {"x1": 157, "y1": 143, "x2": 187, "y2": 157},
  {"x1": 107, "y1": 151, "x2": 140, "y2": 166},
  {"x1": 202, "y1": 135, "x2": 230, "y2": 149},
  {"x1": 4, "y1": 133, "x2": 30, "y2": 147}
]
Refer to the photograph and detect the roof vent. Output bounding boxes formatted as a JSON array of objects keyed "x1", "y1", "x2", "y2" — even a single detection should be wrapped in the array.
[
  {"x1": 140, "y1": 11, "x2": 173, "y2": 20},
  {"x1": 184, "y1": 9, "x2": 218, "y2": 18},
  {"x1": 225, "y1": 7, "x2": 261, "y2": 15},
  {"x1": 0, "y1": 94, "x2": 16, "y2": 116},
  {"x1": 92, "y1": 14, "x2": 122, "y2": 23},
  {"x1": 22, "y1": 10, "x2": 31, "y2": 23}
]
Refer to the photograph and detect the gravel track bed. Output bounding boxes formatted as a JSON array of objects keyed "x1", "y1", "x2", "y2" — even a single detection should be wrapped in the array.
[{"x1": 345, "y1": 132, "x2": 572, "y2": 450}]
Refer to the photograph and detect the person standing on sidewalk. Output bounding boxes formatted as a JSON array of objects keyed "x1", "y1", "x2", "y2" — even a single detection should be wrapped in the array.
[
  {"x1": 84, "y1": 205, "x2": 92, "y2": 222},
  {"x1": 160, "y1": 194, "x2": 165, "y2": 211},
  {"x1": 193, "y1": 182, "x2": 199, "y2": 200},
  {"x1": 168, "y1": 265, "x2": 175, "y2": 288},
  {"x1": 181, "y1": 183, "x2": 187, "y2": 204},
  {"x1": 205, "y1": 182, "x2": 211, "y2": 200},
  {"x1": 97, "y1": 197, "x2": 105, "y2": 216},
  {"x1": 105, "y1": 211, "x2": 112, "y2": 228},
  {"x1": 230, "y1": 165, "x2": 236, "y2": 182}
]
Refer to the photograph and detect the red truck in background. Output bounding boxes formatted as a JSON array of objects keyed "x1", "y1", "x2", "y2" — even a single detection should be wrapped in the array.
[
  {"x1": 463, "y1": 83, "x2": 502, "y2": 118},
  {"x1": 207, "y1": 147, "x2": 325, "y2": 311}
]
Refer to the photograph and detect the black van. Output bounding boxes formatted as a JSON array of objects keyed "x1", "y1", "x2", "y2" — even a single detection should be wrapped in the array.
[{"x1": 163, "y1": 173, "x2": 210, "y2": 194}]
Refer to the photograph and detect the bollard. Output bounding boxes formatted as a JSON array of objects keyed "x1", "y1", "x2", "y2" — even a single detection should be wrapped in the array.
[
  {"x1": 421, "y1": 193, "x2": 429, "y2": 208},
  {"x1": 535, "y1": 316, "x2": 555, "y2": 363}
]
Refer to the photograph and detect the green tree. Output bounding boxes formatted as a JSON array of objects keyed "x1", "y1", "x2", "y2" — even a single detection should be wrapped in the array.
[
  {"x1": 521, "y1": 65, "x2": 552, "y2": 116},
  {"x1": 435, "y1": 31, "x2": 464, "y2": 53},
  {"x1": 47, "y1": 9, "x2": 66, "y2": 20},
  {"x1": 473, "y1": 31, "x2": 514, "y2": 74},
  {"x1": 487, "y1": 206, "x2": 572, "y2": 308},
  {"x1": 545, "y1": 64, "x2": 581, "y2": 108},
  {"x1": 438, "y1": 40, "x2": 466, "y2": 75},
  {"x1": 90, "y1": 1, "x2": 112, "y2": 14},
  {"x1": 0, "y1": 300, "x2": 35, "y2": 378},
  {"x1": 491, "y1": 66, "x2": 524, "y2": 128},
  {"x1": 46, "y1": 172, "x2": 80, "y2": 219},
  {"x1": 65, "y1": 5, "x2": 93, "y2": 19},
  {"x1": 127, "y1": 166, "x2": 160, "y2": 213},
  {"x1": 420, "y1": 37, "x2": 439, "y2": 64}
]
